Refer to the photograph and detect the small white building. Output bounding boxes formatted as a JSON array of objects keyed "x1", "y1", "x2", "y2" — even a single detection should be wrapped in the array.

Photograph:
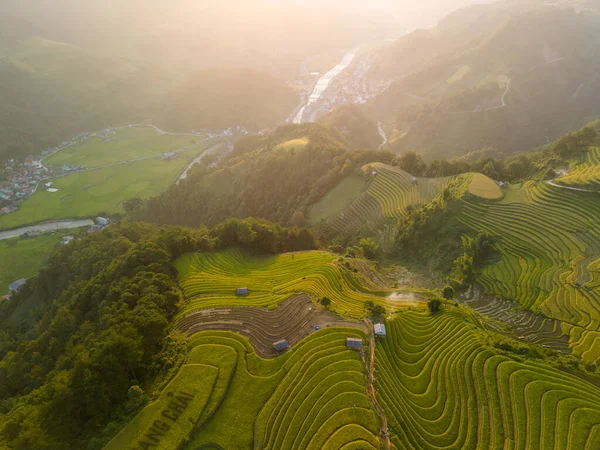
[
  {"x1": 374, "y1": 323, "x2": 387, "y2": 338},
  {"x1": 96, "y1": 217, "x2": 109, "y2": 227}
]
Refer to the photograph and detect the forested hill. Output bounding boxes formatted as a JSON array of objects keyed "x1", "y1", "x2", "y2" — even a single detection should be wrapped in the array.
[
  {"x1": 0, "y1": 219, "x2": 317, "y2": 449},
  {"x1": 366, "y1": 3, "x2": 600, "y2": 159},
  {"x1": 130, "y1": 124, "x2": 395, "y2": 228}
]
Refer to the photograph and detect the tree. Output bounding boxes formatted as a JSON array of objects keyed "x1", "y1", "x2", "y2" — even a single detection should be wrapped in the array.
[
  {"x1": 442, "y1": 285, "x2": 455, "y2": 300},
  {"x1": 483, "y1": 161, "x2": 498, "y2": 180},
  {"x1": 320, "y1": 297, "x2": 331, "y2": 308},
  {"x1": 291, "y1": 211, "x2": 307, "y2": 227},
  {"x1": 359, "y1": 238, "x2": 380, "y2": 260},
  {"x1": 428, "y1": 299, "x2": 442, "y2": 314}
]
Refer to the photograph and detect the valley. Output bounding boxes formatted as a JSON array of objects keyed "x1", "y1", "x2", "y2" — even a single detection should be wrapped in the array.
[{"x1": 1, "y1": 1, "x2": 600, "y2": 449}]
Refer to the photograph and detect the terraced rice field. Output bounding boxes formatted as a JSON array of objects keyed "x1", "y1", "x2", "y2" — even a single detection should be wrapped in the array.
[
  {"x1": 457, "y1": 181, "x2": 600, "y2": 363},
  {"x1": 557, "y1": 147, "x2": 600, "y2": 189},
  {"x1": 375, "y1": 310, "x2": 600, "y2": 450},
  {"x1": 178, "y1": 293, "x2": 368, "y2": 357},
  {"x1": 460, "y1": 285, "x2": 570, "y2": 353},
  {"x1": 181, "y1": 328, "x2": 381, "y2": 450},
  {"x1": 174, "y1": 249, "x2": 415, "y2": 319},
  {"x1": 325, "y1": 164, "x2": 448, "y2": 235}
]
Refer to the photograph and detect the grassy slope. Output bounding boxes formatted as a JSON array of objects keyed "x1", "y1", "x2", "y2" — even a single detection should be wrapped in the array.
[
  {"x1": 0, "y1": 145, "x2": 210, "y2": 229},
  {"x1": 457, "y1": 182, "x2": 600, "y2": 362},
  {"x1": 376, "y1": 309, "x2": 600, "y2": 449},
  {"x1": 308, "y1": 174, "x2": 365, "y2": 223},
  {"x1": 0, "y1": 234, "x2": 62, "y2": 294},
  {"x1": 174, "y1": 248, "x2": 419, "y2": 319},
  {"x1": 45, "y1": 127, "x2": 197, "y2": 168}
]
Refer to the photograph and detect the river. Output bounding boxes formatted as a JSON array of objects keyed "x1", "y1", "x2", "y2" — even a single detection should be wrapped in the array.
[
  {"x1": 0, "y1": 219, "x2": 95, "y2": 241},
  {"x1": 293, "y1": 50, "x2": 357, "y2": 124}
]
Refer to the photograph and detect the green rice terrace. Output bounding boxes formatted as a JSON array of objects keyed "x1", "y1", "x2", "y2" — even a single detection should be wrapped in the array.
[
  {"x1": 556, "y1": 147, "x2": 600, "y2": 190},
  {"x1": 174, "y1": 248, "x2": 423, "y2": 319},
  {"x1": 310, "y1": 163, "x2": 449, "y2": 236},
  {"x1": 107, "y1": 328, "x2": 381, "y2": 450},
  {"x1": 457, "y1": 181, "x2": 600, "y2": 363},
  {"x1": 375, "y1": 310, "x2": 600, "y2": 450}
]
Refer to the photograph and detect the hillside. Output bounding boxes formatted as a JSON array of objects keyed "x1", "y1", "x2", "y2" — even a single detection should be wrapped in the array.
[
  {"x1": 366, "y1": 4, "x2": 600, "y2": 159},
  {"x1": 158, "y1": 69, "x2": 298, "y2": 132},
  {"x1": 0, "y1": 23, "x2": 173, "y2": 161},
  {"x1": 0, "y1": 23, "x2": 298, "y2": 162},
  {"x1": 135, "y1": 124, "x2": 395, "y2": 227}
]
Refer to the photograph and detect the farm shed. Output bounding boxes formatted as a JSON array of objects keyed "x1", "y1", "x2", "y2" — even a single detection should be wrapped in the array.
[
  {"x1": 8, "y1": 278, "x2": 26, "y2": 293},
  {"x1": 273, "y1": 340, "x2": 289, "y2": 352},
  {"x1": 235, "y1": 287, "x2": 250, "y2": 296},
  {"x1": 374, "y1": 323, "x2": 387, "y2": 337},
  {"x1": 346, "y1": 338, "x2": 363, "y2": 350}
]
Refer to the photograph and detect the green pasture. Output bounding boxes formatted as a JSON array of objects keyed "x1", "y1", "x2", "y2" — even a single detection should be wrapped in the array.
[
  {"x1": 174, "y1": 248, "x2": 420, "y2": 319},
  {"x1": 45, "y1": 127, "x2": 198, "y2": 168},
  {"x1": 0, "y1": 146, "x2": 209, "y2": 229},
  {"x1": 376, "y1": 310, "x2": 600, "y2": 449},
  {"x1": 0, "y1": 234, "x2": 62, "y2": 294}
]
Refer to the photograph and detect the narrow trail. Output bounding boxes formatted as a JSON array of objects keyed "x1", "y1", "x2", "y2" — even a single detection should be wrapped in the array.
[
  {"x1": 362, "y1": 319, "x2": 391, "y2": 450},
  {"x1": 547, "y1": 180, "x2": 599, "y2": 193}
]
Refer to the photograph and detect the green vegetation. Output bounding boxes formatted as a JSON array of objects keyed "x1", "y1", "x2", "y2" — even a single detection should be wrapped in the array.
[
  {"x1": 105, "y1": 365, "x2": 219, "y2": 450},
  {"x1": 375, "y1": 310, "x2": 600, "y2": 449},
  {"x1": 45, "y1": 127, "x2": 197, "y2": 168},
  {"x1": 0, "y1": 234, "x2": 62, "y2": 294},
  {"x1": 458, "y1": 181, "x2": 600, "y2": 363},
  {"x1": 276, "y1": 138, "x2": 309, "y2": 151},
  {"x1": 308, "y1": 175, "x2": 365, "y2": 223},
  {"x1": 0, "y1": 145, "x2": 211, "y2": 229},
  {"x1": 183, "y1": 328, "x2": 380, "y2": 450},
  {"x1": 367, "y1": 4, "x2": 600, "y2": 159},
  {"x1": 557, "y1": 147, "x2": 600, "y2": 189},
  {"x1": 136, "y1": 124, "x2": 394, "y2": 227},
  {"x1": 469, "y1": 173, "x2": 502, "y2": 199},
  {"x1": 175, "y1": 248, "x2": 404, "y2": 319},
  {"x1": 320, "y1": 163, "x2": 449, "y2": 241}
]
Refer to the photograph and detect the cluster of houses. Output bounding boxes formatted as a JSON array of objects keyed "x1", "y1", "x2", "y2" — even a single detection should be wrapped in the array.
[{"x1": 0, "y1": 158, "x2": 45, "y2": 215}]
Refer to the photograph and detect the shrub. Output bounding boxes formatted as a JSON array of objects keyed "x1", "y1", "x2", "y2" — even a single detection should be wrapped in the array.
[{"x1": 427, "y1": 299, "x2": 442, "y2": 314}]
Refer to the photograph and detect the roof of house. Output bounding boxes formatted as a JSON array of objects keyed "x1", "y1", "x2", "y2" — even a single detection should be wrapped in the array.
[
  {"x1": 273, "y1": 339, "x2": 289, "y2": 351},
  {"x1": 9, "y1": 278, "x2": 27, "y2": 292},
  {"x1": 236, "y1": 287, "x2": 249, "y2": 294},
  {"x1": 346, "y1": 338, "x2": 363, "y2": 348},
  {"x1": 374, "y1": 323, "x2": 387, "y2": 336}
]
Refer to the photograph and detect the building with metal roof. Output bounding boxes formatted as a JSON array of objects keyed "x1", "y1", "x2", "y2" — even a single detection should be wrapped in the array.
[
  {"x1": 346, "y1": 338, "x2": 363, "y2": 350},
  {"x1": 8, "y1": 278, "x2": 26, "y2": 292},
  {"x1": 235, "y1": 288, "x2": 250, "y2": 296},
  {"x1": 374, "y1": 323, "x2": 387, "y2": 337}
]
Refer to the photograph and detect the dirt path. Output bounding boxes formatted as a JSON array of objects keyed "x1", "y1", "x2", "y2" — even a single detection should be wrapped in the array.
[
  {"x1": 362, "y1": 319, "x2": 391, "y2": 450},
  {"x1": 547, "y1": 180, "x2": 599, "y2": 193}
]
